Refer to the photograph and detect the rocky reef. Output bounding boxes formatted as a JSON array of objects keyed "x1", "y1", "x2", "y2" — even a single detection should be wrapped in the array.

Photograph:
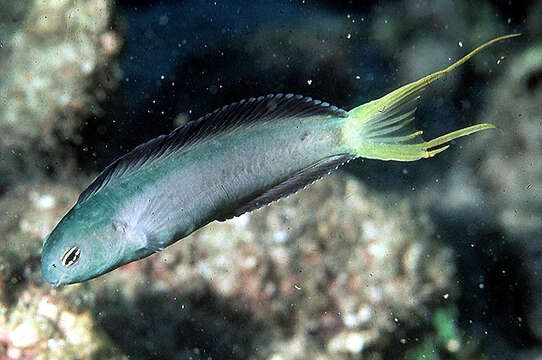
[
  {"x1": 0, "y1": 178, "x2": 125, "y2": 359},
  {"x1": 1, "y1": 0, "x2": 540, "y2": 359},
  {"x1": 0, "y1": 0, "x2": 122, "y2": 186}
]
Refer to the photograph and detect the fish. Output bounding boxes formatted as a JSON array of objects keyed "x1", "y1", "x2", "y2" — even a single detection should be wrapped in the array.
[{"x1": 41, "y1": 34, "x2": 519, "y2": 287}]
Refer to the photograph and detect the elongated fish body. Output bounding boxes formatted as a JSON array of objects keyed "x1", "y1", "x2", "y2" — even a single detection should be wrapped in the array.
[
  {"x1": 91, "y1": 98, "x2": 351, "y2": 262},
  {"x1": 41, "y1": 35, "x2": 518, "y2": 286}
]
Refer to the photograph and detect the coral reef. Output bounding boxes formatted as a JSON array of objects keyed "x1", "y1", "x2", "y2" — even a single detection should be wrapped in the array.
[
  {"x1": 0, "y1": 0, "x2": 122, "y2": 182},
  {"x1": 0, "y1": 181, "x2": 79, "y2": 302},
  {"x1": 0, "y1": 178, "x2": 125, "y2": 359},
  {"x1": 2, "y1": 0, "x2": 540, "y2": 358},
  {"x1": 0, "y1": 285, "x2": 124, "y2": 360}
]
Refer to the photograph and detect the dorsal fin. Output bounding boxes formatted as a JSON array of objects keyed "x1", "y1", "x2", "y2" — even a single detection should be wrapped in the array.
[
  {"x1": 216, "y1": 154, "x2": 354, "y2": 221},
  {"x1": 77, "y1": 94, "x2": 348, "y2": 204}
]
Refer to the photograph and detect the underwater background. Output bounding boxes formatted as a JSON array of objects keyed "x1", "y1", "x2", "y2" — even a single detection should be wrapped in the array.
[{"x1": 0, "y1": 0, "x2": 540, "y2": 359}]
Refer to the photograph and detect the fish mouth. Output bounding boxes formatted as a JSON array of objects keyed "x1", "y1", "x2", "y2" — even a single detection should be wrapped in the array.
[{"x1": 47, "y1": 273, "x2": 68, "y2": 288}]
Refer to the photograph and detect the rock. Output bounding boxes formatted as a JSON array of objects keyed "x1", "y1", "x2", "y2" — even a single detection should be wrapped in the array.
[
  {"x1": 0, "y1": 0, "x2": 122, "y2": 183},
  {"x1": 0, "y1": 177, "x2": 125, "y2": 359},
  {"x1": 0, "y1": 179, "x2": 81, "y2": 299},
  {"x1": 0, "y1": 284, "x2": 124, "y2": 359}
]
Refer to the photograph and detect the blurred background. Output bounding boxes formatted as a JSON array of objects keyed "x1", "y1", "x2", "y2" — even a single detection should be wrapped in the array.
[{"x1": 0, "y1": 0, "x2": 540, "y2": 359}]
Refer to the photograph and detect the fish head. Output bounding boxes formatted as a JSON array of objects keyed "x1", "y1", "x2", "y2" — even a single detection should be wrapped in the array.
[{"x1": 41, "y1": 204, "x2": 125, "y2": 287}]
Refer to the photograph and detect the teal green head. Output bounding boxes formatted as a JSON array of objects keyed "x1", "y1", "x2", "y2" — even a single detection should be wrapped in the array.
[{"x1": 41, "y1": 203, "x2": 126, "y2": 287}]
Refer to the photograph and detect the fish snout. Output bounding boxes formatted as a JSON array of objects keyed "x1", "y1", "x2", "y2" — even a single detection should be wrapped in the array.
[{"x1": 41, "y1": 253, "x2": 65, "y2": 287}]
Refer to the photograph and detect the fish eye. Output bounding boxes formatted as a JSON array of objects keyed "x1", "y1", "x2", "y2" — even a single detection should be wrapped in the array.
[{"x1": 61, "y1": 246, "x2": 81, "y2": 267}]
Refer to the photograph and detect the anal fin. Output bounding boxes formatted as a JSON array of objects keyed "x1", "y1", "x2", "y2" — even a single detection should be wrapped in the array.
[{"x1": 217, "y1": 154, "x2": 354, "y2": 221}]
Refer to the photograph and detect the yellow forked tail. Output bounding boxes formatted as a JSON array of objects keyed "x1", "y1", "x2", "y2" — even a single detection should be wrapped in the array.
[{"x1": 343, "y1": 34, "x2": 519, "y2": 161}]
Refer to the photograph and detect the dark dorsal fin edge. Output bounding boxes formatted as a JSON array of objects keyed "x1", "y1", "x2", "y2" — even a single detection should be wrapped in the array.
[
  {"x1": 77, "y1": 94, "x2": 348, "y2": 204},
  {"x1": 216, "y1": 154, "x2": 355, "y2": 221}
]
